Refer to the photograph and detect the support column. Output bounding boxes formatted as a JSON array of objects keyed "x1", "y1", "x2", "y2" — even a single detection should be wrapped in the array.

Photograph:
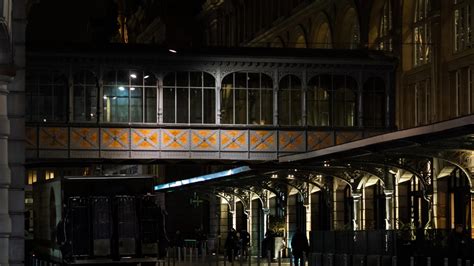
[
  {"x1": 352, "y1": 191, "x2": 362, "y2": 230},
  {"x1": 384, "y1": 190, "x2": 394, "y2": 230},
  {"x1": 0, "y1": 79, "x2": 12, "y2": 266}
]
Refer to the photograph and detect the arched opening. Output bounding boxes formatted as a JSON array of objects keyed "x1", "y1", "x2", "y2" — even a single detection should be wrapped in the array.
[
  {"x1": 307, "y1": 75, "x2": 331, "y2": 126},
  {"x1": 363, "y1": 77, "x2": 386, "y2": 127},
  {"x1": 278, "y1": 75, "x2": 302, "y2": 126},
  {"x1": 333, "y1": 75, "x2": 357, "y2": 127},
  {"x1": 291, "y1": 25, "x2": 307, "y2": 48},
  {"x1": 221, "y1": 72, "x2": 273, "y2": 125},
  {"x1": 311, "y1": 186, "x2": 331, "y2": 231},
  {"x1": 103, "y1": 69, "x2": 157, "y2": 123},
  {"x1": 340, "y1": 8, "x2": 360, "y2": 49},
  {"x1": 163, "y1": 71, "x2": 215, "y2": 124},
  {"x1": 311, "y1": 13, "x2": 333, "y2": 49},
  {"x1": 270, "y1": 36, "x2": 285, "y2": 48},
  {"x1": 236, "y1": 201, "x2": 247, "y2": 232}
]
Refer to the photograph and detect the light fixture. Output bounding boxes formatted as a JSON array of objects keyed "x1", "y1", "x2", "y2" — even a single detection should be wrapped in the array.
[
  {"x1": 103, "y1": 95, "x2": 108, "y2": 99},
  {"x1": 90, "y1": 113, "x2": 94, "y2": 117},
  {"x1": 130, "y1": 74, "x2": 137, "y2": 79},
  {"x1": 43, "y1": 118, "x2": 47, "y2": 122},
  {"x1": 389, "y1": 169, "x2": 397, "y2": 175},
  {"x1": 130, "y1": 87, "x2": 135, "y2": 91},
  {"x1": 118, "y1": 86, "x2": 125, "y2": 91},
  {"x1": 144, "y1": 75, "x2": 150, "y2": 79},
  {"x1": 169, "y1": 49, "x2": 177, "y2": 53},
  {"x1": 271, "y1": 174, "x2": 278, "y2": 179},
  {"x1": 112, "y1": 96, "x2": 117, "y2": 100}
]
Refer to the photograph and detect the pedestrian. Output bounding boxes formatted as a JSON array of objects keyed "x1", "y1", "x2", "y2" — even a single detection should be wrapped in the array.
[
  {"x1": 225, "y1": 228, "x2": 238, "y2": 262},
  {"x1": 291, "y1": 228, "x2": 309, "y2": 266},
  {"x1": 240, "y1": 229, "x2": 250, "y2": 259}
]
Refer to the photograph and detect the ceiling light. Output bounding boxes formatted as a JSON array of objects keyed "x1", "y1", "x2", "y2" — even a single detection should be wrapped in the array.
[
  {"x1": 112, "y1": 97, "x2": 117, "y2": 100},
  {"x1": 169, "y1": 49, "x2": 177, "y2": 53},
  {"x1": 130, "y1": 74, "x2": 137, "y2": 79},
  {"x1": 130, "y1": 87, "x2": 135, "y2": 91},
  {"x1": 144, "y1": 75, "x2": 150, "y2": 79},
  {"x1": 103, "y1": 95, "x2": 108, "y2": 99},
  {"x1": 118, "y1": 86, "x2": 125, "y2": 91}
]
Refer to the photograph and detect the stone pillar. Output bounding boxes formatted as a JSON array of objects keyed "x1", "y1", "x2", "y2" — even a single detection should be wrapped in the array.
[
  {"x1": 9, "y1": 0, "x2": 27, "y2": 262},
  {"x1": 0, "y1": 78, "x2": 12, "y2": 266}
]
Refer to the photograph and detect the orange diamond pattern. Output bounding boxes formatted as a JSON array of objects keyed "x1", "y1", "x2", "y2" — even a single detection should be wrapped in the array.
[
  {"x1": 221, "y1": 130, "x2": 247, "y2": 151},
  {"x1": 101, "y1": 128, "x2": 130, "y2": 149},
  {"x1": 250, "y1": 130, "x2": 276, "y2": 151},
  {"x1": 279, "y1": 131, "x2": 305, "y2": 152},
  {"x1": 162, "y1": 129, "x2": 189, "y2": 150},
  {"x1": 131, "y1": 129, "x2": 159, "y2": 150},
  {"x1": 191, "y1": 130, "x2": 218, "y2": 150},
  {"x1": 336, "y1": 131, "x2": 363, "y2": 145},
  {"x1": 26, "y1": 127, "x2": 37, "y2": 149},
  {"x1": 39, "y1": 127, "x2": 68, "y2": 149},
  {"x1": 307, "y1": 131, "x2": 334, "y2": 151},
  {"x1": 71, "y1": 128, "x2": 99, "y2": 149}
]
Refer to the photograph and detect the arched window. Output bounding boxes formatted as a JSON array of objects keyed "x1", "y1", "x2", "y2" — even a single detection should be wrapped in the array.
[
  {"x1": 342, "y1": 8, "x2": 360, "y2": 49},
  {"x1": 221, "y1": 72, "x2": 273, "y2": 125},
  {"x1": 333, "y1": 75, "x2": 357, "y2": 127},
  {"x1": 314, "y1": 22, "x2": 332, "y2": 49},
  {"x1": 307, "y1": 75, "x2": 331, "y2": 126},
  {"x1": 73, "y1": 70, "x2": 97, "y2": 122},
  {"x1": 103, "y1": 70, "x2": 157, "y2": 123},
  {"x1": 454, "y1": 0, "x2": 473, "y2": 52},
  {"x1": 414, "y1": 0, "x2": 431, "y2": 66},
  {"x1": 26, "y1": 70, "x2": 67, "y2": 122},
  {"x1": 163, "y1": 72, "x2": 215, "y2": 124},
  {"x1": 378, "y1": 0, "x2": 393, "y2": 51},
  {"x1": 279, "y1": 75, "x2": 302, "y2": 126},
  {"x1": 363, "y1": 77, "x2": 386, "y2": 127}
]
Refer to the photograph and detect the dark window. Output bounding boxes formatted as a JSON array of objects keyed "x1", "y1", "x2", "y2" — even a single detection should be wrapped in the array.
[
  {"x1": 363, "y1": 77, "x2": 386, "y2": 127},
  {"x1": 278, "y1": 75, "x2": 302, "y2": 125}
]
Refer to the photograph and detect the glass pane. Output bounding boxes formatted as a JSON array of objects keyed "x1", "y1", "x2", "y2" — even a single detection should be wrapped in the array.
[
  {"x1": 261, "y1": 89, "x2": 273, "y2": 125},
  {"x1": 117, "y1": 70, "x2": 128, "y2": 86},
  {"x1": 73, "y1": 86, "x2": 85, "y2": 121},
  {"x1": 190, "y1": 72, "x2": 203, "y2": 87},
  {"x1": 203, "y1": 89, "x2": 215, "y2": 123},
  {"x1": 103, "y1": 70, "x2": 116, "y2": 86},
  {"x1": 130, "y1": 70, "x2": 142, "y2": 86},
  {"x1": 176, "y1": 87, "x2": 189, "y2": 123},
  {"x1": 203, "y1": 72, "x2": 215, "y2": 87},
  {"x1": 248, "y1": 89, "x2": 260, "y2": 124},
  {"x1": 291, "y1": 90, "x2": 302, "y2": 125},
  {"x1": 248, "y1": 73, "x2": 260, "y2": 88},
  {"x1": 220, "y1": 83, "x2": 233, "y2": 124},
  {"x1": 86, "y1": 86, "x2": 97, "y2": 121},
  {"x1": 279, "y1": 90, "x2": 290, "y2": 125},
  {"x1": 163, "y1": 87, "x2": 175, "y2": 123},
  {"x1": 235, "y1": 89, "x2": 247, "y2": 124},
  {"x1": 54, "y1": 83, "x2": 66, "y2": 121},
  {"x1": 145, "y1": 87, "x2": 157, "y2": 123},
  {"x1": 163, "y1": 73, "x2": 176, "y2": 87},
  {"x1": 190, "y1": 88, "x2": 203, "y2": 123},
  {"x1": 144, "y1": 72, "x2": 156, "y2": 87},
  {"x1": 130, "y1": 87, "x2": 143, "y2": 122},
  {"x1": 103, "y1": 86, "x2": 129, "y2": 122},
  {"x1": 261, "y1": 74, "x2": 273, "y2": 89},
  {"x1": 39, "y1": 85, "x2": 52, "y2": 121},
  {"x1": 176, "y1": 72, "x2": 188, "y2": 87},
  {"x1": 235, "y1": 73, "x2": 247, "y2": 88}
]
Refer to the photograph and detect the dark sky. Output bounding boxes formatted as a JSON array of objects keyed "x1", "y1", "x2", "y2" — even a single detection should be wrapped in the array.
[{"x1": 27, "y1": 0, "x2": 205, "y2": 45}]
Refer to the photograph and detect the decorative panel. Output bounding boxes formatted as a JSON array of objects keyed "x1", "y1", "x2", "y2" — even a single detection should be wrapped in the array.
[
  {"x1": 39, "y1": 127, "x2": 68, "y2": 149},
  {"x1": 101, "y1": 128, "x2": 130, "y2": 150},
  {"x1": 250, "y1": 130, "x2": 276, "y2": 152},
  {"x1": 25, "y1": 127, "x2": 37, "y2": 149},
  {"x1": 307, "y1": 131, "x2": 334, "y2": 151},
  {"x1": 336, "y1": 131, "x2": 363, "y2": 145},
  {"x1": 220, "y1": 130, "x2": 248, "y2": 151},
  {"x1": 71, "y1": 128, "x2": 99, "y2": 149},
  {"x1": 131, "y1": 129, "x2": 159, "y2": 150},
  {"x1": 161, "y1": 129, "x2": 189, "y2": 150},
  {"x1": 278, "y1": 131, "x2": 306, "y2": 152},
  {"x1": 191, "y1": 130, "x2": 218, "y2": 151}
]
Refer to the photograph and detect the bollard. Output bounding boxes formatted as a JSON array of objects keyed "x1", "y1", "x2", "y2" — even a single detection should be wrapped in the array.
[
  {"x1": 190, "y1": 247, "x2": 193, "y2": 265},
  {"x1": 278, "y1": 250, "x2": 282, "y2": 266},
  {"x1": 267, "y1": 250, "x2": 271, "y2": 266},
  {"x1": 410, "y1": 256, "x2": 414, "y2": 266},
  {"x1": 466, "y1": 260, "x2": 471, "y2": 266},
  {"x1": 232, "y1": 249, "x2": 235, "y2": 266},
  {"x1": 216, "y1": 252, "x2": 219, "y2": 266},
  {"x1": 427, "y1": 257, "x2": 431, "y2": 266},
  {"x1": 257, "y1": 251, "x2": 260, "y2": 266},
  {"x1": 457, "y1": 258, "x2": 462, "y2": 266},
  {"x1": 240, "y1": 249, "x2": 243, "y2": 266},
  {"x1": 392, "y1": 256, "x2": 397, "y2": 266},
  {"x1": 248, "y1": 248, "x2": 252, "y2": 266},
  {"x1": 178, "y1": 247, "x2": 181, "y2": 263},
  {"x1": 443, "y1": 257, "x2": 448, "y2": 266},
  {"x1": 173, "y1": 247, "x2": 176, "y2": 266}
]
